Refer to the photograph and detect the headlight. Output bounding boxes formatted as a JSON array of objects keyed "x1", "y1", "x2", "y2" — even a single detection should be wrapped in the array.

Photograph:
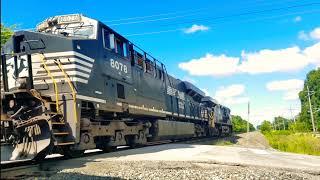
[{"x1": 9, "y1": 100, "x2": 15, "y2": 108}]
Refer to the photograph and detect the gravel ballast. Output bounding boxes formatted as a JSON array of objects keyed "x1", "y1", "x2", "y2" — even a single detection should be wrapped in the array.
[{"x1": 47, "y1": 161, "x2": 318, "y2": 180}]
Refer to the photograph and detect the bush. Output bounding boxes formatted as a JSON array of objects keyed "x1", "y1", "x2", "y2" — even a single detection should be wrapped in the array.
[
  {"x1": 260, "y1": 120, "x2": 272, "y2": 134},
  {"x1": 264, "y1": 131, "x2": 320, "y2": 156},
  {"x1": 288, "y1": 121, "x2": 310, "y2": 132}
]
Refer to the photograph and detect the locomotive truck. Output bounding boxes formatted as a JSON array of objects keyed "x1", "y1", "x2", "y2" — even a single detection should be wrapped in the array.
[{"x1": 0, "y1": 14, "x2": 232, "y2": 162}]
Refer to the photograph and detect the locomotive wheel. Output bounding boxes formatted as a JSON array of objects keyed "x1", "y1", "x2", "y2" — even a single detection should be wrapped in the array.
[{"x1": 62, "y1": 150, "x2": 85, "y2": 159}]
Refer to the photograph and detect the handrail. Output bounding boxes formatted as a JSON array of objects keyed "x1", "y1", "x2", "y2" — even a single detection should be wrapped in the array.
[
  {"x1": 39, "y1": 54, "x2": 60, "y2": 113},
  {"x1": 54, "y1": 59, "x2": 78, "y2": 124}
]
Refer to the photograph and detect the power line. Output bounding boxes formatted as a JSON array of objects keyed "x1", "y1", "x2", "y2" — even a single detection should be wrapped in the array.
[
  {"x1": 156, "y1": 1, "x2": 320, "y2": 28},
  {"x1": 108, "y1": 11, "x2": 206, "y2": 26},
  {"x1": 103, "y1": 0, "x2": 283, "y2": 23},
  {"x1": 14, "y1": 1, "x2": 320, "y2": 35},
  {"x1": 125, "y1": 28, "x2": 183, "y2": 37},
  {"x1": 107, "y1": 0, "x2": 308, "y2": 26},
  {"x1": 103, "y1": 7, "x2": 209, "y2": 23},
  {"x1": 123, "y1": 8, "x2": 320, "y2": 37}
]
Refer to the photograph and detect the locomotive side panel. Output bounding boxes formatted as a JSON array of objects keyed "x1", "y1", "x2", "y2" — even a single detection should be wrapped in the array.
[{"x1": 155, "y1": 120, "x2": 195, "y2": 140}]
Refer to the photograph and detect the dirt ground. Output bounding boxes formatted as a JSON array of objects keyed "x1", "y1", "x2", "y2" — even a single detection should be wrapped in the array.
[{"x1": 199, "y1": 131, "x2": 273, "y2": 150}]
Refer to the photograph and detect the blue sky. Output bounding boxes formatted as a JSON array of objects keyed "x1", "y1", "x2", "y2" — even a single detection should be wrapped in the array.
[{"x1": 2, "y1": 0, "x2": 320, "y2": 126}]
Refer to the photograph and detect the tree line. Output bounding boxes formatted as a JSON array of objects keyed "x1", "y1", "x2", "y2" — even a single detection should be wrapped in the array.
[
  {"x1": 259, "y1": 68, "x2": 320, "y2": 134},
  {"x1": 231, "y1": 115, "x2": 255, "y2": 133}
]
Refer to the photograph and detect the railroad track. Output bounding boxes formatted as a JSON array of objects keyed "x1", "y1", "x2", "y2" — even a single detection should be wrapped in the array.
[{"x1": 1, "y1": 136, "x2": 221, "y2": 179}]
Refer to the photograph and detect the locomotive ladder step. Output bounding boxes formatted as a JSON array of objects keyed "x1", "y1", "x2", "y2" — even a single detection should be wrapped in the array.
[
  {"x1": 51, "y1": 121, "x2": 65, "y2": 125},
  {"x1": 53, "y1": 132, "x2": 70, "y2": 136},
  {"x1": 46, "y1": 102, "x2": 64, "y2": 107},
  {"x1": 47, "y1": 101, "x2": 63, "y2": 104},
  {"x1": 56, "y1": 141, "x2": 75, "y2": 146},
  {"x1": 47, "y1": 112, "x2": 63, "y2": 115}
]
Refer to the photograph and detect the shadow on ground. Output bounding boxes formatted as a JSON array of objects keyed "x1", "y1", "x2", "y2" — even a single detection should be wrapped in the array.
[
  {"x1": 2, "y1": 134, "x2": 243, "y2": 179},
  {"x1": 194, "y1": 134, "x2": 241, "y2": 146},
  {"x1": 1, "y1": 143, "x2": 198, "y2": 179}
]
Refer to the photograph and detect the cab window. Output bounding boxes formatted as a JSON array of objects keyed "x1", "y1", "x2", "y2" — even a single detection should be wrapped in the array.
[
  {"x1": 135, "y1": 52, "x2": 144, "y2": 69},
  {"x1": 102, "y1": 29, "x2": 110, "y2": 49},
  {"x1": 103, "y1": 28, "x2": 128, "y2": 58},
  {"x1": 115, "y1": 39, "x2": 123, "y2": 56}
]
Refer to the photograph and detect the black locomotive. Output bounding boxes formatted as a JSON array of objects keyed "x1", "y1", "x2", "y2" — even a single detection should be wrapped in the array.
[{"x1": 0, "y1": 14, "x2": 232, "y2": 161}]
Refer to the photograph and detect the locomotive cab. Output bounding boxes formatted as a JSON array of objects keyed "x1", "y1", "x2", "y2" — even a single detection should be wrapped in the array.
[{"x1": 0, "y1": 14, "x2": 100, "y2": 161}]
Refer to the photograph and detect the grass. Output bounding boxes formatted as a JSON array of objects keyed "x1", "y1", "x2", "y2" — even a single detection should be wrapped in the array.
[{"x1": 263, "y1": 131, "x2": 320, "y2": 156}]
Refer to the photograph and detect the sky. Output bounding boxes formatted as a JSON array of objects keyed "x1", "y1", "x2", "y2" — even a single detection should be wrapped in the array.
[{"x1": 2, "y1": 0, "x2": 320, "y2": 126}]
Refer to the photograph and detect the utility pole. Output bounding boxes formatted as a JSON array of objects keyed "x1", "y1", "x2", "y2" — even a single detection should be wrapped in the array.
[
  {"x1": 289, "y1": 106, "x2": 296, "y2": 123},
  {"x1": 247, "y1": 101, "x2": 250, "y2": 134},
  {"x1": 307, "y1": 85, "x2": 316, "y2": 134},
  {"x1": 247, "y1": 101, "x2": 250, "y2": 146}
]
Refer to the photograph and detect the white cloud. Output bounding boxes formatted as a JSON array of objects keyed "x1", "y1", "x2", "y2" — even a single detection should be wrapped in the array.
[
  {"x1": 215, "y1": 84, "x2": 245, "y2": 97},
  {"x1": 266, "y1": 79, "x2": 304, "y2": 101},
  {"x1": 304, "y1": 42, "x2": 320, "y2": 67},
  {"x1": 293, "y1": 16, "x2": 302, "y2": 22},
  {"x1": 232, "y1": 105, "x2": 301, "y2": 127},
  {"x1": 298, "y1": 27, "x2": 320, "y2": 41},
  {"x1": 298, "y1": 31, "x2": 309, "y2": 40},
  {"x1": 184, "y1": 24, "x2": 209, "y2": 34},
  {"x1": 223, "y1": 96, "x2": 249, "y2": 105},
  {"x1": 266, "y1": 79, "x2": 304, "y2": 91},
  {"x1": 283, "y1": 90, "x2": 301, "y2": 101},
  {"x1": 240, "y1": 47, "x2": 309, "y2": 74},
  {"x1": 310, "y1": 27, "x2": 320, "y2": 40},
  {"x1": 214, "y1": 84, "x2": 248, "y2": 105},
  {"x1": 179, "y1": 43, "x2": 320, "y2": 76},
  {"x1": 178, "y1": 53, "x2": 239, "y2": 77}
]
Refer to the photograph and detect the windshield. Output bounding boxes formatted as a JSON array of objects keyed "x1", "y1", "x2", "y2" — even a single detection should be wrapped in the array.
[{"x1": 51, "y1": 24, "x2": 95, "y2": 39}]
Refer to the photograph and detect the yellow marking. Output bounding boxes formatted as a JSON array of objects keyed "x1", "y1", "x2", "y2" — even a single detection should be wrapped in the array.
[
  {"x1": 39, "y1": 54, "x2": 60, "y2": 113},
  {"x1": 54, "y1": 60, "x2": 78, "y2": 124}
]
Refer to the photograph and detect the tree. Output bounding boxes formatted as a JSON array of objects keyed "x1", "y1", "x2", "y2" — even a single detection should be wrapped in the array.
[
  {"x1": 274, "y1": 116, "x2": 290, "y2": 130},
  {"x1": 1, "y1": 24, "x2": 15, "y2": 46},
  {"x1": 231, "y1": 115, "x2": 255, "y2": 133},
  {"x1": 288, "y1": 121, "x2": 309, "y2": 132},
  {"x1": 298, "y1": 69, "x2": 320, "y2": 131},
  {"x1": 260, "y1": 120, "x2": 272, "y2": 134}
]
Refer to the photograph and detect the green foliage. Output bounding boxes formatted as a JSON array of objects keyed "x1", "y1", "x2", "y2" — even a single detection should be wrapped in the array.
[
  {"x1": 1, "y1": 24, "x2": 15, "y2": 46},
  {"x1": 299, "y1": 69, "x2": 320, "y2": 131},
  {"x1": 273, "y1": 116, "x2": 290, "y2": 130},
  {"x1": 288, "y1": 121, "x2": 310, "y2": 132},
  {"x1": 231, "y1": 115, "x2": 255, "y2": 133},
  {"x1": 264, "y1": 131, "x2": 320, "y2": 156},
  {"x1": 260, "y1": 120, "x2": 272, "y2": 134}
]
